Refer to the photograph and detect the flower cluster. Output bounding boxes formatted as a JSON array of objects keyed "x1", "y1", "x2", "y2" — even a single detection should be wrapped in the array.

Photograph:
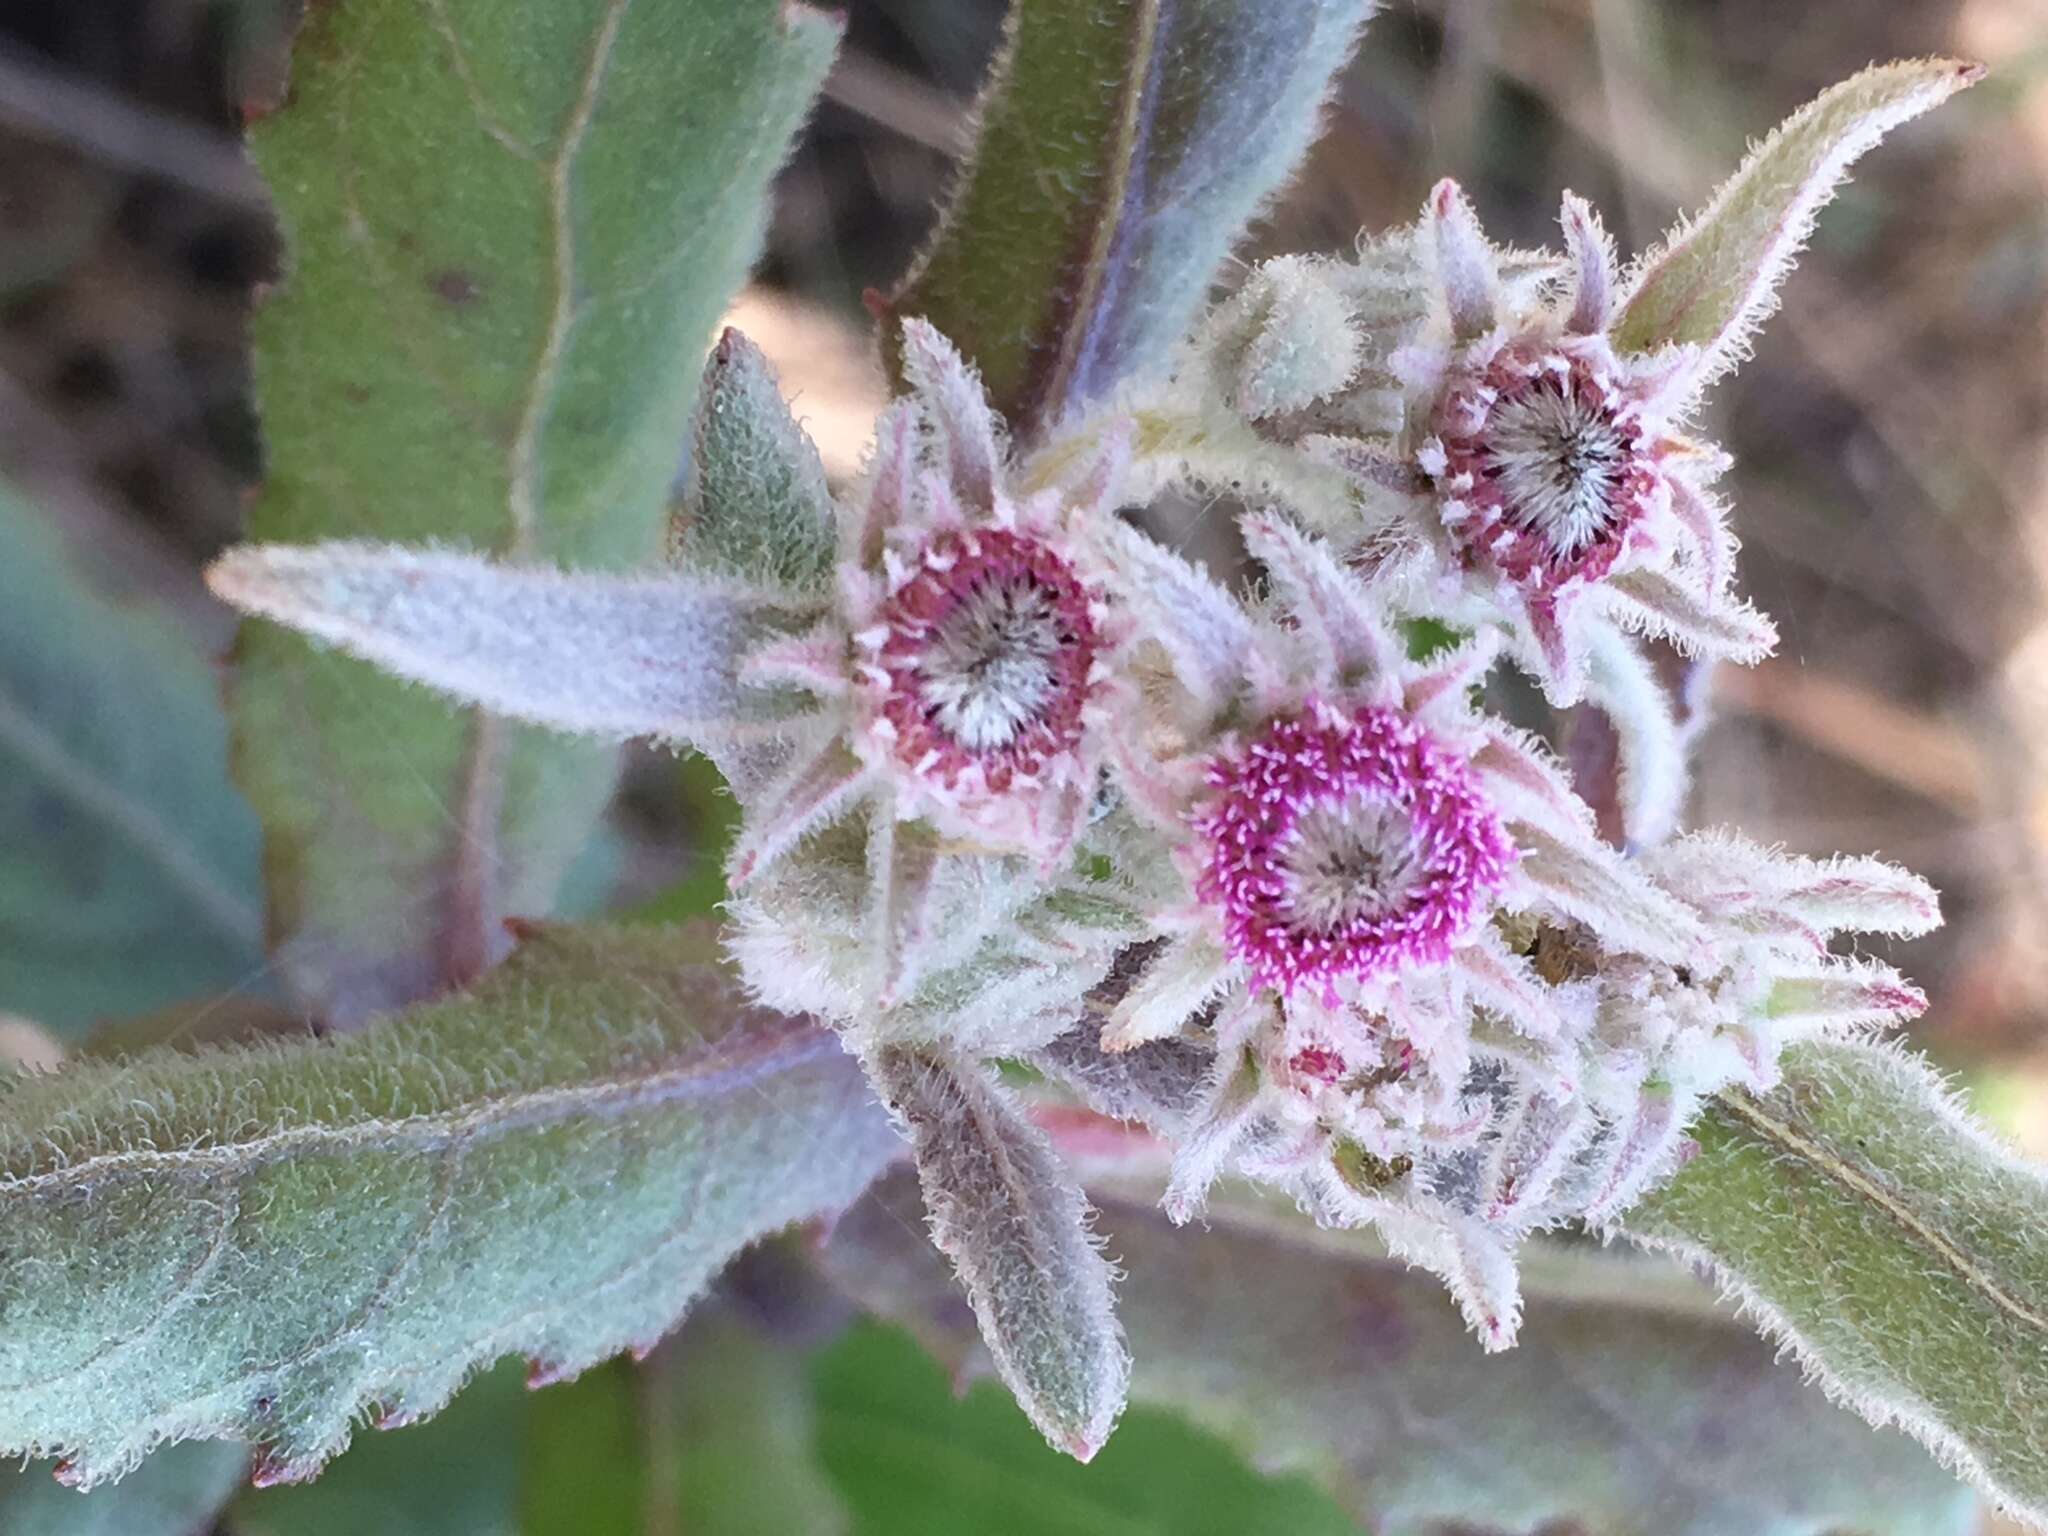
[{"x1": 204, "y1": 56, "x2": 1974, "y2": 1453}]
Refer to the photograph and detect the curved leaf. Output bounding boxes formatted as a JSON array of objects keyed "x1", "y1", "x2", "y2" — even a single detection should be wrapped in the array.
[
  {"x1": 1626, "y1": 1037, "x2": 2048, "y2": 1530},
  {"x1": 0, "y1": 922, "x2": 899, "y2": 1487},
  {"x1": 233, "y1": 0, "x2": 837, "y2": 1021},
  {"x1": 889, "y1": 0, "x2": 1375, "y2": 441},
  {"x1": 870, "y1": 1047, "x2": 1128, "y2": 1461},
  {"x1": 1613, "y1": 58, "x2": 1980, "y2": 383}
]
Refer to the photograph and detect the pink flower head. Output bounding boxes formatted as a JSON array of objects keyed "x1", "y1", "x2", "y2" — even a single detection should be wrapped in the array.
[
  {"x1": 1191, "y1": 700, "x2": 1513, "y2": 1000},
  {"x1": 1423, "y1": 338, "x2": 1670, "y2": 596},
  {"x1": 862, "y1": 522, "x2": 1106, "y2": 828},
  {"x1": 1096, "y1": 509, "x2": 1705, "y2": 1057},
  {"x1": 1290, "y1": 182, "x2": 1777, "y2": 727},
  {"x1": 737, "y1": 318, "x2": 1130, "y2": 884}
]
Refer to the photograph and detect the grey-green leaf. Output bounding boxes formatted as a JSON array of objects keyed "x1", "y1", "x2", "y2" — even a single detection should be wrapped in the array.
[
  {"x1": 674, "y1": 329, "x2": 837, "y2": 592},
  {"x1": 232, "y1": 0, "x2": 837, "y2": 1022},
  {"x1": 870, "y1": 1047, "x2": 1129, "y2": 1461},
  {"x1": 0, "y1": 486, "x2": 262, "y2": 1040},
  {"x1": 0, "y1": 1441, "x2": 246, "y2": 1536},
  {"x1": 889, "y1": 0, "x2": 1375, "y2": 442},
  {"x1": 823, "y1": 1171, "x2": 1977, "y2": 1535},
  {"x1": 210, "y1": 542, "x2": 816, "y2": 743},
  {"x1": 1612, "y1": 58, "x2": 1980, "y2": 382},
  {"x1": 0, "y1": 921, "x2": 900, "y2": 1488},
  {"x1": 1626, "y1": 1037, "x2": 2048, "y2": 1530}
]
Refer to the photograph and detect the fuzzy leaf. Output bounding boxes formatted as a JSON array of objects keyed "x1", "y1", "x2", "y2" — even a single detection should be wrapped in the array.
[
  {"x1": 889, "y1": 0, "x2": 1375, "y2": 441},
  {"x1": 231, "y1": 0, "x2": 837, "y2": 1021},
  {"x1": 869, "y1": 1047, "x2": 1129, "y2": 1460},
  {"x1": 1614, "y1": 59, "x2": 1980, "y2": 381},
  {"x1": 0, "y1": 921, "x2": 900, "y2": 1488},
  {"x1": 673, "y1": 329, "x2": 836, "y2": 592},
  {"x1": 0, "y1": 1441, "x2": 246, "y2": 1536},
  {"x1": 210, "y1": 543, "x2": 814, "y2": 742},
  {"x1": 824, "y1": 1171, "x2": 1976, "y2": 1536},
  {"x1": 1626, "y1": 1038, "x2": 2048, "y2": 1529},
  {"x1": 0, "y1": 489, "x2": 264, "y2": 1039}
]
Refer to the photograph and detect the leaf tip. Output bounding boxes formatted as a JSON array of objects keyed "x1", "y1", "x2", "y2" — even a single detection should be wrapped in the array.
[
  {"x1": 525, "y1": 1357, "x2": 579, "y2": 1391},
  {"x1": 249, "y1": 1449, "x2": 317, "y2": 1490}
]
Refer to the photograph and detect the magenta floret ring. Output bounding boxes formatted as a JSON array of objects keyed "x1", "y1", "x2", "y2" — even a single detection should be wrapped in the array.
[{"x1": 1192, "y1": 701, "x2": 1515, "y2": 999}]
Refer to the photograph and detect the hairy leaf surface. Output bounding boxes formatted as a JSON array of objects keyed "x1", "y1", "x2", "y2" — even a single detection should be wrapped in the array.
[
  {"x1": 1628, "y1": 1038, "x2": 2048, "y2": 1529},
  {"x1": 870, "y1": 1048, "x2": 1128, "y2": 1460},
  {"x1": 1613, "y1": 58, "x2": 1979, "y2": 381},
  {"x1": 233, "y1": 0, "x2": 836, "y2": 1021},
  {"x1": 0, "y1": 487, "x2": 262, "y2": 1039},
  {"x1": 890, "y1": 0, "x2": 1374, "y2": 441},
  {"x1": 823, "y1": 1170, "x2": 1976, "y2": 1535},
  {"x1": 673, "y1": 329, "x2": 837, "y2": 592},
  {"x1": 0, "y1": 923, "x2": 899, "y2": 1487}
]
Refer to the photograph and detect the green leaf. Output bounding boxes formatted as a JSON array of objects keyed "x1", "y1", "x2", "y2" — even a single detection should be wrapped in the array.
[
  {"x1": 643, "y1": 1302, "x2": 850, "y2": 1536},
  {"x1": 889, "y1": 0, "x2": 1374, "y2": 442},
  {"x1": 232, "y1": 0, "x2": 837, "y2": 1022},
  {"x1": 0, "y1": 1441, "x2": 246, "y2": 1536},
  {"x1": 673, "y1": 328, "x2": 837, "y2": 592},
  {"x1": 0, "y1": 921, "x2": 900, "y2": 1488},
  {"x1": 870, "y1": 1047, "x2": 1129, "y2": 1461},
  {"x1": 822, "y1": 1171, "x2": 1977, "y2": 1536},
  {"x1": 520, "y1": 1359, "x2": 642, "y2": 1536},
  {"x1": 235, "y1": 1361, "x2": 530, "y2": 1536},
  {"x1": 813, "y1": 1320, "x2": 1362, "y2": 1536},
  {"x1": 1626, "y1": 1037, "x2": 2048, "y2": 1530},
  {"x1": 235, "y1": 1358, "x2": 644, "y2": 1536},
  {"x1": 0, "y1": 486, "x2": 263, "y2": 1040},
  {"x1": 1612, "y1": 58, "x2": 1980, "y2": 381}
]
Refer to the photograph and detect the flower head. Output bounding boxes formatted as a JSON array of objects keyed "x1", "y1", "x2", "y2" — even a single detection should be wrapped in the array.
[
  {"x1": 1362, "y1": 182, "x2": 1775, "y2": 701},
  {"x1": 733, "y1": 320, "x2": 1126, "y2": 880},
  {"x1": 1100, "y1": 508, "x2": 1705, "y2": 1041},
  {"x1": 1191, "y1": 701, "x2": 1514, "y2": 999}
]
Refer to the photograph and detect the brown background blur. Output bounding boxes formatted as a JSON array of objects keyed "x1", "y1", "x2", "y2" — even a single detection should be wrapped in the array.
[{"x1": 2, "y1": 6, "x2": 2044, "y2": 1523}]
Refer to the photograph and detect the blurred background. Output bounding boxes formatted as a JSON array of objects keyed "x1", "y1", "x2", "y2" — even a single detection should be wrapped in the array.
[{"x1": 1, "y1": 0, "x2": 2044, "y2": 1531}]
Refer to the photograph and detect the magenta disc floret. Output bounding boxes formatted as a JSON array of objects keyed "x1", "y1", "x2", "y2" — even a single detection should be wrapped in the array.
[
  {"x1": 1429, "y1": 343, "x2": 1666, "y2": 591},
  {"x1": 873, "y1": 525, "x2": 1101, "y2": 796},
  {"x1": 1192, "y1": 702, "x2": 1514, "y2": 999}
]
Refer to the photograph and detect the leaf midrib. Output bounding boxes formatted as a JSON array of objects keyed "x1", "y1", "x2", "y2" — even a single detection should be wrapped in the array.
[{"x1": 0, "y1": 1016, "x2": 834, "y2": 1193}]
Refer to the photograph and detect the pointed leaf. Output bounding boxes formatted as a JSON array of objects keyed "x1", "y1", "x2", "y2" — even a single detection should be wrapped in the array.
[
  {"x1": 1614, "y1": 59, "x2": 1980, "y2": 380},
  {"x1": 824, "y1": 1171, "x2": 1978, "y2": 1536},
  {"x1": 0, "y1": 921, "x2": 900, "y2": 1487},
  {"x1": 889, "y1": 0, "x2": 1375, "y2": 440},
  {"x1": 232, "y1": 0, "x2": 837, "y2": 1020},
  {"x1": 869, "y1": 1046, "x2": 1129, "y2": 1460},
  {"x1": 674, "y1": 328, "x2": 836, "y2": 592},
  {"x1": 211, "y1": 542, "x2": 814, "y2": 742},
  {"x1": 1626, "y1": 1037, "x2": 2048, "y2": 1528},
  {"x1": 0, "y1": 488, "x2": 262, "y2": 1040}
]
